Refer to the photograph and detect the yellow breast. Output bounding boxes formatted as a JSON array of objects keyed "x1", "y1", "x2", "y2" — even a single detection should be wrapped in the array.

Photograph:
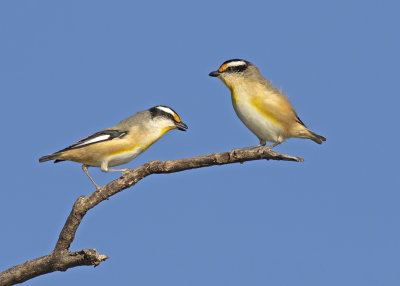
[
  {"x1": 230, "y1": 82, "x2": 283, "y2": 127},
  {"x1": 248, "y1": 96, "x2": 282, "y2": 127}
]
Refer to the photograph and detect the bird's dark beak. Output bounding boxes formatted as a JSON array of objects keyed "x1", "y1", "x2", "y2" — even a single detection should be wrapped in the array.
[
  {"x1": 176, "y1": 122, "x2": 188, "y2": 131},
  {"x1": 209, "y1": 70, "x2": 220, "y2": 77}
]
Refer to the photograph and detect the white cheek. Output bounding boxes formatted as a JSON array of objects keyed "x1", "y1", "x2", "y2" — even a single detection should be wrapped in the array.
[
  {"x1": 220, "y1": 74, "x2": 236, "y2": 86},
  {"x1": 151, "y1": 118, "x2": 174, "y2": 130}
]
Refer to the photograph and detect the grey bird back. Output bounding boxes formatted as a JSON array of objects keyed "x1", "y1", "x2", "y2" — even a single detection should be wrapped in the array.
[{"x1": 113, "y1": 110, "x2": 150, "y2": 130}]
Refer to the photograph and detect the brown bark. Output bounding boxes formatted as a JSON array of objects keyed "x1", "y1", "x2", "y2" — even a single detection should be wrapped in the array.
[{"x1": 0, "y1": 147, "x2": 303, "y2": 285}]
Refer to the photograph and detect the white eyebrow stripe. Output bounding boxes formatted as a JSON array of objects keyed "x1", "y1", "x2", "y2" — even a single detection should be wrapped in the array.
[
  {"x1": 156, "y1": 106, "x2": 176, "y2": 117},
  {"x1": 74, "y1": 134, "x2": 111, "y2": 147},
  {"x1": 226, "y1": 60, "x2": 247, "y2": 68}
]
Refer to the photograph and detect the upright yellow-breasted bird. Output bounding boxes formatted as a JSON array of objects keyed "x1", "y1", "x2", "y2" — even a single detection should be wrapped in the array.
[
  {"x1": 39, "y1": 106, "x2": 188, "y2": 189},
  {"x1": 209, "y1": 59, "x2": 326, "y2": 147}
]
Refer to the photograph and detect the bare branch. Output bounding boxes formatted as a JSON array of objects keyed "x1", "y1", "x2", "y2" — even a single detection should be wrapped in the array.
[
  {"x1": 0, "y1": 147, "x2": 303, "y2": 285},
  {"x1": 0, "y1": 249, "x2": 108, "y2": 286}
]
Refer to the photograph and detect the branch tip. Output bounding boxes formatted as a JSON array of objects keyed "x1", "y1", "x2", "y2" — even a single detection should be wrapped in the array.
[{"x1": 0, "y1": 147, "x2": 307, "y2": 285}]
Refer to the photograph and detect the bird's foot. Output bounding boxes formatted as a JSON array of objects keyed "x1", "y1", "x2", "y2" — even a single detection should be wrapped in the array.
[{"x1": 121, "y1": 168, "x2": 132, "y2": 176}]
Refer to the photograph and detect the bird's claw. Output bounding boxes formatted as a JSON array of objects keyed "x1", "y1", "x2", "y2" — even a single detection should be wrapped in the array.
[{"x1": 122, "y1": 169, "x2": 132, "y2": 176}]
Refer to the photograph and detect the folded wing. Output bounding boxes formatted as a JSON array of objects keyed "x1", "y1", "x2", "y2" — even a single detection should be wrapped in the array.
[{"x1": 59, "y1": 129, "x2": 129, "y2": 152}]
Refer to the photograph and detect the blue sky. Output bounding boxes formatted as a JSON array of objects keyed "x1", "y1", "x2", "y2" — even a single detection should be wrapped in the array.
[{"x1": 1, "y1": 0, "x2": 399, "y2": 285}]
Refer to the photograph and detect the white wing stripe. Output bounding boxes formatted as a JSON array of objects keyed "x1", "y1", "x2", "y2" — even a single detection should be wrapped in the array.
[{"x1": 74, "y1": 134, "x2": 111, "y2": 147}]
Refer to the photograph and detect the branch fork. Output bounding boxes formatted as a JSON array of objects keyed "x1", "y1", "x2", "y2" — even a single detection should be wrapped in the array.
[{"x1": 0, "y1": 147, "x2": 303, "y2": 285}]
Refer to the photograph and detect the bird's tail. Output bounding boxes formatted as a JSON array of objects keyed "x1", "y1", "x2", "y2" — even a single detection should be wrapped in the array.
[
  {"x1": 307, "y1": 130, "x2": 326, "y2": 144},
  {"x1": 294, "y1": 126, "x2": 326, "y2": 144},
  {"x1": 39, "y1": 153, "x2": 61, "y2": 163}
]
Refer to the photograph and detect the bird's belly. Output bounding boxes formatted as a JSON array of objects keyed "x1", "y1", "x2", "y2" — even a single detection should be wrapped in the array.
[
  {"x1": 106, "y1": 147, "x2": 144, "y2": 167},
  {"x1": 233, "y1": 101, "x2": 284, "y2": 143}
]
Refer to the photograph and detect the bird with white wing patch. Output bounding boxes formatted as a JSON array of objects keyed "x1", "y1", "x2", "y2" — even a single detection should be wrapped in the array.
[{"x1": 39, "y1": 106, "x2": 188, "y2": 189}]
